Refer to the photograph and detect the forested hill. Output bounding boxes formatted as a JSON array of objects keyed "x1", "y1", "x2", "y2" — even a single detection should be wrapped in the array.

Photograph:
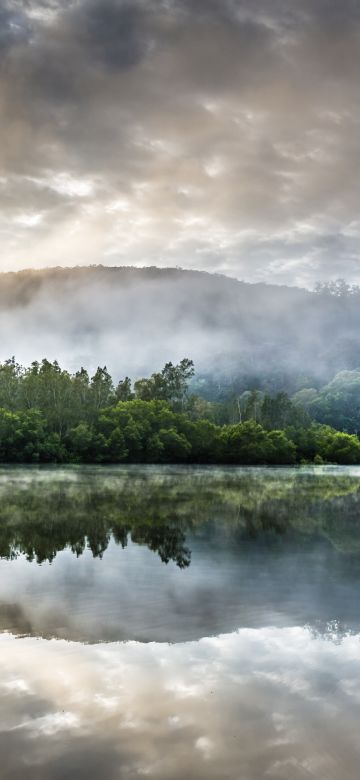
[{"x1": 0, "y1": 266, "x2": 359, "y2": 391}]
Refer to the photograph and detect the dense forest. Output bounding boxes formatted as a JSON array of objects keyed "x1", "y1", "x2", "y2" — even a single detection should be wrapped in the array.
[{"x1": 0, "y1": 356, "x2": 359, "y2": 465}]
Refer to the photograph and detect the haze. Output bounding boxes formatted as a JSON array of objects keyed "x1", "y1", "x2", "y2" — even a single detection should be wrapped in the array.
[{"x1": 0, "y1": 267, "x2": 358, "y2": 382}]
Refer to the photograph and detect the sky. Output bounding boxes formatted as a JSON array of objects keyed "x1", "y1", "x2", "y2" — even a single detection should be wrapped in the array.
[{"x1": 1, "y1": 0, "x2": 360, "y2": 288}]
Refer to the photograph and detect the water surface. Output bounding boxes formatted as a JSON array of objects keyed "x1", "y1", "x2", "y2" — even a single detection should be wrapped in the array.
[{"x1": 0, "y1": 465, "x2": 360, "y2": 778}]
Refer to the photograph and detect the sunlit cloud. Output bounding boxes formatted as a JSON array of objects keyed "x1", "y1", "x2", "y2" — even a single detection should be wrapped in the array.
[{"x1": 0, "y1": 0, "x2": 358, "y2": 284}]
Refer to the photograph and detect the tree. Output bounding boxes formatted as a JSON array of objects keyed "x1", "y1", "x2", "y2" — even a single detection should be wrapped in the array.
[
  {"x1": 116, "y1": 377, "x2": 133, "y2": 401},
  {"x1": 161, "y1": 359, "x2": 195, "y2": 410},
  {"x1": 134, "y1": 359, "x2": 194, "y2": 410},
  {"x1": 89, "y1": 366, "x2": 115, "y2": 419},
  {"x1": 105, "y1": 427, "x2": 128, "y2": 462},
  {"x1": 307, "y1": 371, "x2": 360, "y2": 434},
  {"x1": 241, "y1": 390, "x2": 264, "y2": 423},
  {"x1": 67, "y1": 422, "x2": 94, "y2": 460},
  {"x1": 266, "y1": 430, "x2": 296, "y2": 464},
  {"x1": 19, "y1": 359, "x2": 74, "y2": 436},
  {"x1": 221, "y1": 421, "x2": 272, "y2": 464},
  {"x1": 72, "y1": 368, "x2": 90, "y2": 419},
  {"x1": 182, "y1": 418, "x2": 222, "y2": 462},
  {"x1": 157, "y1": 428, "x2": 191, "y2": 462},
  {"x1": 0, "y1": 357, "x2": 22, "y2": 410},
  {"x1": 261, "y1": 392, "x2": 309, "y2": 430}
]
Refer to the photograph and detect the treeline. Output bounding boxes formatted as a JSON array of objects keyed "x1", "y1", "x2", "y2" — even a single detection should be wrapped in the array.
[{"x1": 0, "y1": 357, "x2": 359, "y2": 464}]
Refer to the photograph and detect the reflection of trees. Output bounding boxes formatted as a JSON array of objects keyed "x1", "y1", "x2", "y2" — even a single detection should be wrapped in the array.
[
  {"x1": 0, "y1": 475, "x2": 193, "y2": 567},
  {"x1": 131, "y1": 525, "x2": 190, "y2": 568},
  {"x1": 0, "y1": 467, "x2": 360, "y2": 564}
]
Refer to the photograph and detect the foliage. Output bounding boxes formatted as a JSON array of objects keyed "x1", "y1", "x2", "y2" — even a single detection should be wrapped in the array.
[
  {"x1": 290, "y1": 371, "x2": 360, "y2": 434},
  {"x1": 0, "y1": 357, "x2": 358, "y2": 464},
  {"x1": 134, "y1": 359, "x2": 195, "y2": 410}
]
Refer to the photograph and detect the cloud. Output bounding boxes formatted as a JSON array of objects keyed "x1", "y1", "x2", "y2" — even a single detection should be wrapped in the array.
[
  {"x1": 1, "y1": 0, "x2": 360, "y2": 285},
  {"x1": 75, "y1": 0, "x2": 152, "y2": 70},
  {"x1": 0, "y1": 3, "x2": 32, "y2": 54}
]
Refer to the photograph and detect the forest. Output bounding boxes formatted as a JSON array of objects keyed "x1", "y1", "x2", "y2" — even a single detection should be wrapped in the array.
[{"x1": 0, "y1": 356, "x2": 359, "y2": 465}]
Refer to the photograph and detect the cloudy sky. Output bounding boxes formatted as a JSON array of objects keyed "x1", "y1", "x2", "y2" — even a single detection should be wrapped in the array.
[{"x1": 1, "y1": 0, "x2": 360, "y2": 287}]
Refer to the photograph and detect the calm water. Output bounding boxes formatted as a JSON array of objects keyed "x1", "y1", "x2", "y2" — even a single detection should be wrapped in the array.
[{"x1": 1, "y1": 465, "x2": 360, "y2": 778}]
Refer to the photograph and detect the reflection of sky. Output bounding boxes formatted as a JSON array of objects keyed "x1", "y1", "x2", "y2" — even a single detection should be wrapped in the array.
[
  {"x1": 1, "y1": 535, "x2": 360, "y2": 642},
  {"x1": 1, "y1": 468, "x2": 360, "y2": 775},
  {"x1": 1, "y1": 628, "x2": 360, "y2": 779}
]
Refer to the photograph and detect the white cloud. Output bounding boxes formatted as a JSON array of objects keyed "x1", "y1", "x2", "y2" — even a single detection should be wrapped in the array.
[{"x1": 13, "y1": 212, "x2": 44, "y2": 228}]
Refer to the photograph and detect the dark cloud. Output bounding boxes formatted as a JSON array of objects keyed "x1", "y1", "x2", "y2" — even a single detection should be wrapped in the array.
[
  {"x1": 0, "y1": 3, "x2": 32, "y2": 54},
  {"x1": 77, "y1": 0, "x2": 151, "y2": 70},
  {"x1": 0, "y1": 0, "x2": 360, "y2": 286}
]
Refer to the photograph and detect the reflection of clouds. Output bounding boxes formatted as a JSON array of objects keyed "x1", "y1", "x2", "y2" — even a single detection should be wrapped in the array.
[{"x1": 0, "y1": 628, "x2": 359, "y2": 778}]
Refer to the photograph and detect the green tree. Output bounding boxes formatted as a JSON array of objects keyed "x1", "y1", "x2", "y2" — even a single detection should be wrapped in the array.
[
  {"x1": 221, "y1": 421, "x2": 272, "y2": 464},
  {"x1": 89, "y1": 366, "x2": 115, "y2": 419},
  {"x1": 266, "y1": 430, "x2": 296, "y2": 464},
  {"x1": 134, "y1": 359, "x2": 194, "y2": 410},
  {"x1": 157, "y1": 427, "x2": 191, "y2": 461},
  {"x1": 261, "y1": 392, "x2": 309, "y2": 429},
  {"x1": 19, "y1": 359, "x2": 74, "y2": 436},
  {"x1": 116, "y1": 377, "x2": 133, "y2": 401},
  {"x1": 0, "y1": 357, "x2": 22, "y2": 410},
  {"x1": 66, "y1": 422, "x2": 94, "y2": 460}
]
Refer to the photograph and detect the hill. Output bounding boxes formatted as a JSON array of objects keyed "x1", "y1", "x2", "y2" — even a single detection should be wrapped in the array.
[{"x1": 0, "y1": 266, "x2": 359, "y2": 392}]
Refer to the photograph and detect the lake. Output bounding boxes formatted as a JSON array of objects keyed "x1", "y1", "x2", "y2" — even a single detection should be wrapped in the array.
[{"x1": 1, "y1": 465, "x2": 360, "y2": 778}]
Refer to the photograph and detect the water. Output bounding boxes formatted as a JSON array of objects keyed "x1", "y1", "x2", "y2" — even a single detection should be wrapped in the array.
[{"x1": 1, "y1": 465, "x2": 360, "y2": 778}]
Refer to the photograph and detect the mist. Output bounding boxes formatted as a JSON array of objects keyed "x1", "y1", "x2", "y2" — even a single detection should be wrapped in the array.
[{"x1": 0, "y1": 266, "x2": 359, "y2": 390}]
